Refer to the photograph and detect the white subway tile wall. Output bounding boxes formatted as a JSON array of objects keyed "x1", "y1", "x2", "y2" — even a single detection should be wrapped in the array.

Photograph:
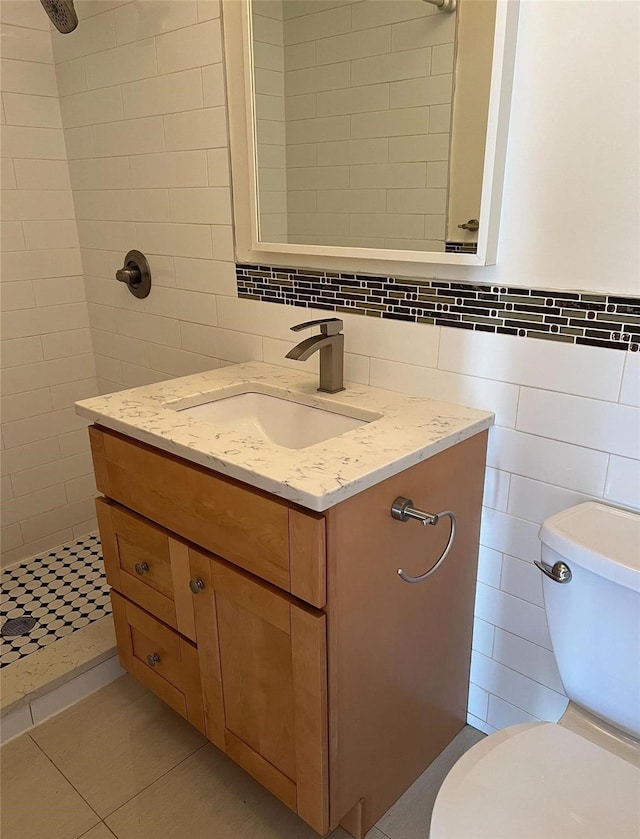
[
  {"x1": 0, "y1": 0, "x2": 635, "y2": 736},
  {"x1": 276, "y1": 0, "x2": 454, "y2": 249},
  {"x1": 49, "y1": 0, "x2": 239, "y2": 401},
  {"x1": 1, "y1": 2, "x2": 98, "y2": 567}
]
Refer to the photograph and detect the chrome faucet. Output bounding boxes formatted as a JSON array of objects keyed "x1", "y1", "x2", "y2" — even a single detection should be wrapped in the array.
[{"x1": 285, "y1": 318, "x2": 345, "y2": 393}]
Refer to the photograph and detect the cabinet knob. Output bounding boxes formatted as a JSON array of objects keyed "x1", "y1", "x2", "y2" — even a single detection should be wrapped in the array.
[
  {"x1": 135, "y1": 561, "x2": 149, "y2": 575},
  {"x1": 189, "y1": 577, "x2": 205, "y2": 594},
  {"x1": 146, "y1": 653, "x2": 160, "y2": 667}
]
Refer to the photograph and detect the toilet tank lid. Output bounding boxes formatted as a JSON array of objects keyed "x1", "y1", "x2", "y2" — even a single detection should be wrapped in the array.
[{"x1": 539, "y1": 502, "x2": 640, "y2": 591}]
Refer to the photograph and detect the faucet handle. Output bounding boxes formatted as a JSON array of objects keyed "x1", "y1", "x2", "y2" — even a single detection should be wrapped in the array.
[{"x1": 290, "y1": 317, "x2": 343, "y2": 336}]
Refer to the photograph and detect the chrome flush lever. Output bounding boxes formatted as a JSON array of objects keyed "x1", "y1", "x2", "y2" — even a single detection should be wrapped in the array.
[
  {"x1": 391, "y1": 497, "x2": 457, "y2": 584},
  {"x1": 534, "y1": 559, "x2": 572, "y2": 583}
]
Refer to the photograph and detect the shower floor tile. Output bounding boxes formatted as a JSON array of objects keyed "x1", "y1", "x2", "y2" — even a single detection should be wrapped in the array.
[{"x1": 1, "y1": 535, "x2": 111, "y2": 669}]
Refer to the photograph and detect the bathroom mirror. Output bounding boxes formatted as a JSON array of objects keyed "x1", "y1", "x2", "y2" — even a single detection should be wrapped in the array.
[{"x1": 224, "y1": 0, "x2": 519, "y2": 271}]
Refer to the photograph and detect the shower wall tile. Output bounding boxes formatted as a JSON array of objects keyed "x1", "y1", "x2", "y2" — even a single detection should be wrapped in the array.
[
  {"x1": 12, "y1": 158, "x2": 70, "y2": 190},
  {"x1": 202, "y1": 63, "x2": 226, "y2": 108},
  {"x1": 1, "y1": 336, "x2": 43, "y2": 369},
  {"x1": 0, "y1": 220, "x2": 26, "y2": 253},
  {"x1": 2, "y1": 407, "x2": 88, "y2": 450},
  {"x1": 351, "y1": 0, "x2": 430, "y2": 30},
  {"x1": 51, "y1": 8, "x2": 117, "y2": 62},
  {"x1": 2, "y1": 92, "x2": 62, "y2": 127},
  {"x1": 121, "y1": 68, "x2": 203, "y2": 119},
  {"x1": 1, "y1": 158, "x2": 18, "y2": 189},
  {"x1": 51, "y1": 0, "x2": 237, "y2": 408},
  {"x1": 0, "y1": 57, "x2": 57, "y2": 96},
  {"x1": 1, "y1": 302, "x2": 89, "y2": 341},
  {"x1": 156, "y1": 19, "x2": 222, "y2": 74},
  {"x1": 114, "y1": 0, "x2": 198, "y2": 45},
  {"x1": 42, "y1": 327, "x2": 93, "y2": 360},
  {"x1": 68, "y1": 157, "x2": 131, "y2": 191},
  {"x1": 55, "y1": 56, "x2": 88, "y2": 96},
  {"x1": 197, "y1": 0, "x2": 221, "y2": 22},
  {"x1": 163, "y1": 107, "x2": 228, "y2": 151},
  {"x1": 60, "y1": 85, "x2": 125, "y2": 128},
  {"x1": 23, "y1": 220, "x2": 79, "y2": 251},
  {"x1": 1, "y1": 0, "x2": 98, "y2": 567},
  {"x1": 129, "y1": 150, "x2": 209, "y2": 188},
  {"x1": 83, "y1": 37, "x2": 157, "y2": 89},
  {"x1": 0, "y1": 0, "x2": 49, "y2": 30},
  {"x1": 0, "y1": 124, "x2": 67, "y2": 158},
  {"x1": 92, "y1": 116, "x2": 165, "y2": 157}
]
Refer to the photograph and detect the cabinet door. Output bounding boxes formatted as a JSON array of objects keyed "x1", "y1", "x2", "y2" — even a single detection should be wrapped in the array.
[
  {"x1": 189, "y1": 548, "x2": 329, "y2": 835},
  {"x1": 97, "y1": 498, "x2": 196, "y2": 641}
]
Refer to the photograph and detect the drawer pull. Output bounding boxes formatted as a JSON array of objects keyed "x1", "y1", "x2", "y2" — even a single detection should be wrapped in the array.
[
  {"x1": 146, "y1": 652, "x2": 160, "y2": 667},
  {"x1": 189, "y1": 577, "x2": 205, "y2": 594},
  {"x1": 135, "y1": 561, "x2": 149, "y2": 575}
]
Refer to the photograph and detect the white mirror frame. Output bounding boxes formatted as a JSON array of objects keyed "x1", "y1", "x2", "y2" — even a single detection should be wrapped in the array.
[{"x1": 223, "y1": 0, "x2": 519, "y2": 273}]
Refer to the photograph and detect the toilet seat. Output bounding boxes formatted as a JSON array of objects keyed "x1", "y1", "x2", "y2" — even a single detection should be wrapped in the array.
[{"x1": 430, "y1": 722, "x2": 640, "y2": 838}]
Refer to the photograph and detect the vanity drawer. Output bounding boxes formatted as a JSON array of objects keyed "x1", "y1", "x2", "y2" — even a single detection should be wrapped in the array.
[
  {"x1": 111, "y1": 590, "x2": 204, "y2": 733},
  {"x1": 96, "y1": 498, "x2": 196, "y2": 641},
  {"x1": 90, "y1": 426, "x2": 326, "y2": 607}
]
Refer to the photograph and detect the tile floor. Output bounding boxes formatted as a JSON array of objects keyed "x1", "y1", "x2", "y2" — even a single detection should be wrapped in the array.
[
  {"x1": 0, "y1": 674, "x2": 484, "y2": 839},
  {"x1": 1, "y1": 535, "x2": 110, "y2": 668}
]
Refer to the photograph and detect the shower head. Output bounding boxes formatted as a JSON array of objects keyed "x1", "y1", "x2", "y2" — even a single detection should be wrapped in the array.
[{"x1": 40, "y1": 0, "x2": 78, "y2": 33}]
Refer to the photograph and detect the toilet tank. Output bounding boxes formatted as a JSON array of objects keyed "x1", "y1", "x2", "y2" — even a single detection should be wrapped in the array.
[{"x1": 539, "y1": 502, "x2": 640, "y2": 739}]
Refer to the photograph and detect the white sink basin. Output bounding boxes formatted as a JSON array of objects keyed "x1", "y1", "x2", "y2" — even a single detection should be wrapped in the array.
[{"x1": 175, "y1": 391, "x2": 375, "y2": 450}]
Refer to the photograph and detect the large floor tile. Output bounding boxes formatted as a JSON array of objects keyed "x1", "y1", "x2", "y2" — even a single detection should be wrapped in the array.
[
  {"x1": 0, "y1": 734, "x2": 99, "y2": 839},
  {"x1": 29, "y1": 674, "x2": 206, "y2": 817},
  {"x1": 375, "y1": 725, "x2": 485, "y2": 839},
  {"x1": 106, "y1": 741, "x2": 354, "y2": 839}
]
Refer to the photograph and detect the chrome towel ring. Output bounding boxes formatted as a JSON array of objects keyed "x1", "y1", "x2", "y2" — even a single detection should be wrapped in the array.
[{"x1": 390, "y1": 496, "x2": 457, "y2": 584}]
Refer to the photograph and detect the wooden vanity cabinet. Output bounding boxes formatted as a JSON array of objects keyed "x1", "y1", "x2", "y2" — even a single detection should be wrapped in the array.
[{"x1": 89, "y1": 425, "x2": 487, "y2": 838}]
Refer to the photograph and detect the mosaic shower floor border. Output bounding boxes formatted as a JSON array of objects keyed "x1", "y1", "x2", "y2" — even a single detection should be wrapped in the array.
[{"x1": 1, "y1": 535, "x2": 111, "y2": 669}]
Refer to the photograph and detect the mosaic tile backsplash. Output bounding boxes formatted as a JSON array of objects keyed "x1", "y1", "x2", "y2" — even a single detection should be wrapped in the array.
[{"x1": 236, "y1": 265, "x2": 640, "y2": 352}]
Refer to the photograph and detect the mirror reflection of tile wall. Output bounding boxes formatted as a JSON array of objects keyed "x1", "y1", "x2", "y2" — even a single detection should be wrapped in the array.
[
  {"x1": 253, "y1": 2, "x2": 288, "y2": 243},
  {"x1": 253, "y1": 0, "x2": 456, "y2": 252}
]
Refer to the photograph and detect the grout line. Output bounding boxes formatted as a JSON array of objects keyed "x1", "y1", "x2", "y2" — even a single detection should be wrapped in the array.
[
  {"x1": 27, "y1": 734, "x2": 104, "y2": 824},
  {"x1": 76, "y1": 821, "x2": 117, "y2": 839},
  {"x1": 101, "y1": 742, "x2": 210, "y2": 820},
  {"x1": 474, "y1": 647, "x2": 566, "y2": 699}
]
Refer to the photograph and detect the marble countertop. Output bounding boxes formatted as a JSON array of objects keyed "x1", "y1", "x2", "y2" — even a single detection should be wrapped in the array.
[{"x1": 75, "y1": 361, "x2": 493, "y2": 511}]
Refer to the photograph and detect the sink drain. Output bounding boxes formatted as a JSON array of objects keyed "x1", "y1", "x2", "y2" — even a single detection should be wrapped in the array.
[{"x1": 1, "y1": 616, "x2": 37, "y2": 637}]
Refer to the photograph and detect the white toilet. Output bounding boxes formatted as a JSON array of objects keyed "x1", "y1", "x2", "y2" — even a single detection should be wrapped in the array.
[{"x1": 430, "y1": 502, "x2": 640, "y2": 838}]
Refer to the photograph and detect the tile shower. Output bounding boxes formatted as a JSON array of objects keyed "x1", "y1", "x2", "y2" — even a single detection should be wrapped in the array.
[
  {"x1": 1, "y1": 0, "x2": 639, "y2": 744},
  {"x1": 1, "y1": 535, "x2": 109, "y2": 669}
]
